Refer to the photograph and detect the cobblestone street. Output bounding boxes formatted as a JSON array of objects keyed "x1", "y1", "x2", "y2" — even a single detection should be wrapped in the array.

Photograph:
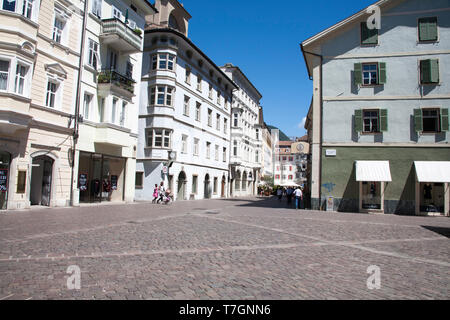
[{"x1": 0, "y1": 197, "x2": 449, "y2": 300}]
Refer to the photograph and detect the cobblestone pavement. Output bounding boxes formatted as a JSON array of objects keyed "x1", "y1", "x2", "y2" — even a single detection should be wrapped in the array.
[{"x1": 0, "y1": 197, "x2": 449, "y2": 300}]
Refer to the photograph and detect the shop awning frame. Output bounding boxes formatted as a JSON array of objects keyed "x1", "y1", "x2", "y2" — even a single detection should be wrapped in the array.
[
  {"x1": 414, "y1": 161, "x2": 450, "y2": 183},
  {"x1": 355, "y1": 161, "x2": 392, "y2": 182}
]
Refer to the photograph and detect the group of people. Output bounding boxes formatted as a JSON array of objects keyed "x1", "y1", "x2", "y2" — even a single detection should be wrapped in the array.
[
  {"x1": 277, "y1": 186, "x2": 304, "y2": 210},
  {"x1": 152, "y1": 182, "x2": 173, "y2": 204}
]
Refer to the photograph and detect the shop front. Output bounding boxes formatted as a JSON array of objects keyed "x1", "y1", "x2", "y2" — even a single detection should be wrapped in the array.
[
  {"x1": 0, "y1": 151, "x2": 11, "y2": 210},
  {"x1": 414, "y1": 161, "x2": 450, "y2": 216},
  {"x1": 356, "y1": 161, "x2": 392, "y2": 214},
  {"x1": 78, "y1": 152, "x2": 126, "y2": 204}
]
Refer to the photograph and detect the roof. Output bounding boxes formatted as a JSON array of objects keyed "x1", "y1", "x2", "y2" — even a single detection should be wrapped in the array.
[
  {"x1": 278, "y1": 141, "x2": 293, "y2": 147},
  {"x1": 356, "y1": 161, "x2": 392, "y2": 182},
  {"x1": 415, "y1": 161, "x2": 450, "y2": 183},
  {"x1": 221, "y1": 63, "x2": 263, "y2": 99},
  {"x1": 267, "y1": 125, "x2": 291, "y2": 141},
  {"x1": 145, "y1": 28, "x2": 237, "y2": 90}
]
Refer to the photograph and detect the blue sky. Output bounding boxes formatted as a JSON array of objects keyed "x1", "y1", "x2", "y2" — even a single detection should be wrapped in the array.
[{"x1": 181, "y1": 0, "x2": 375, "y2": 138}]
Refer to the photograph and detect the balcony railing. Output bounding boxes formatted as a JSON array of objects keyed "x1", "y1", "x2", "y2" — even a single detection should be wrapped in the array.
[
  {"x1": 101, "y1": 18, "x2": 142, "y2": 51},
  {"x1": 98, "y1": 69, "x2": 136, "y2": 94}
]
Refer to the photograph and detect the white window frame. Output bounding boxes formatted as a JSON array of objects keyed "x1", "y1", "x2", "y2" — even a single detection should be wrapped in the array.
[
  {"x1": 216, "y1": 114, "x2": 220, "y2": 131},
  {"x1": 195, "y1": 102, "x2": 201, "y2": 121},
  {"x1": 112, "y1": 5, "x2": 121, "y2": 20},
  {"x1": 206, "y1": 142, "x2": 211, "y2": 159},
  {"x1": 52, "y1": 7, "x2": 70, "y2": 46},
  {"x1": 146, "y1": 128, "x2": 172, "y2": 149},
  {"x1": 181, "y1": 135, "x2": 188, "y2": 154},
  {"x1": 149, "y1": 85, "x2": 174, "y2": 106},
  {"x1": 183, "y1": 95, "x2": 190, "y2": 116},
  {"x1": 215, "y1": 145, "x2": 219, "y2": 161},
  {"x1": 45, "y1": 77, "x2": 62, "y2": 110},
  {"x1": 207, "y1": 109, "x2": 212, "y2": 127},
  {"x1": 224, "y1": 118, "x2": 228, "y2": 134},
  {"x1": 120, "y1": 101, "x2": 127, "y2": 127},
  {"x1": 91, "y1": 0, "x2": 102, "y2": 18},
  {"x1": 0, "y1": 58, "x2": 10, "y2": 91},
  {"x1": 87, "y1": 38, "x2": 99, "y2": 69},
  {"x1": 151, "y1": 53, "x2": 175, "y2": 71},
  {"x1": 83, "y1": 92, "x2": 92, "y2": 120},
  {"x1": 193, "y1": 138, "x2": 199, "y2": 156}
]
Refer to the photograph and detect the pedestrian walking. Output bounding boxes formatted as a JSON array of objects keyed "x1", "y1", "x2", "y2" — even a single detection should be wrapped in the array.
[
  {"x1": 152, "y1": 184, "x2": 159, "y2": 204},
  {"x1": 286, "y1": 187, "x2": 293, "y2": 206},
  {"x1": 157, "y1": 181, "x2": 165, "y2": 204},
  {"x1": 277, "y1": 188, "x2": 283, "y2": 201},
  {"x1": 294, "y1": 186, "x2": 303, "y2": 210}
]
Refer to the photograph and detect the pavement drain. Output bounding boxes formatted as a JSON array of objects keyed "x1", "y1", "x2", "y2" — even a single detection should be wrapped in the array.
[
  {"x1": 205, "y1": 210, "x2": 220, "y2": 215},
  {"x1": 126, "y1": 221, "x2": 140, "y2": 224}
]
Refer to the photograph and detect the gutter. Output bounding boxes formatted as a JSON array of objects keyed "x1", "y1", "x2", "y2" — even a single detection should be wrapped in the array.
[
  {"x1": 300, "y1": 44, "x2": 324, "y2": 209},
  {"x1": 69, "y1": 0, "x2": 89, "y2": 206}
]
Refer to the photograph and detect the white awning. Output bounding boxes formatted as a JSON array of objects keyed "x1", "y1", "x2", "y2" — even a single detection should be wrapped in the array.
[
  {"x1": 356, "y1": 161, "x2": 392, "y2": 182},
  {"x1": 414, "y1": 161, "x2": 450, "y2": 183}
]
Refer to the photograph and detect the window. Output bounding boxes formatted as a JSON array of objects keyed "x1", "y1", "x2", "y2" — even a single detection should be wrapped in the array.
[
  {"x1": 215, "y1": 145, "x2": 219, "y2": 161},
  {"x1": 233, "y1": 113, "x2": 238, "y2": 127},
  {"x1": 363, "y1": 110, "x2": 379, "y2": 133},
  {"x1": 289, "y1": 157, "x2": 293, "y2": 162},
  {"x1": 126, "y1": 62, "x2": 133, "y2": 79},
  {"x1": 206, "y1": 142, "x2": 211, "y2": 159},
  {"x1": 98, "y1": 97, "x2": 105, "y2": 122},
  {"x1": 45, "y1": 81, "x2": 58, "y2": 108},
  {"x1": 197, "y1": 75, "x2": 202, "y2": 91},
  {"x1": 418, "y1": 17, "x2": 438, "y2": 42},
  {"x1": 120, "y1": 102, "x2": 126, "y2": 127},
  {"x1": 182, "y1": 135, "x2": 188, "y2": 154},
  {"x1": 185, "y1": 66, "x2": 191, "y2": 84},
  {"x1": 361, "y1": 22, "x2": 378, "y2": 45},
  {"x1": 420, "y1": 59, "x2": 439, "y2": 84},
  {"x1": 22, "y1": 0, "x2": 33, "y2": 19},
  {"x1": 209, "y1": 84, "x2": 213, "y2": 99},
  {"x1": 255, "y1": 151, "x2": 259, "y2": 163},
  {"x1": 112, "y1": 5, "x2": 121, "y2": 19},
  {"x1": 91, "y1": 0, "x2": 102, "y2": 18},
  {"x1": 355, "y1": 109, "x2": 388, "y2": 133},
  {"x1": 149, "y1": 86, "x2": 174, "y2": 106},
  {"x1": 282, "y1": 156, "x2": 287, "y2": 161},
  {"x1": 183, "y1": 96, "x2": 190, "y2": 116},
  {"x1": 0, "y1": 60, "x2": 9, "y2": 90},
  {"x1": 256, "y1": 129, "x2": 259, "y2": 140},
  {"x1": 14, "y1": 64, "x2": 27, "y2": 95},
  {"x1": 354, "y1": 62, "x2": 386, "y2": 86},
  {"x1": 146, "y1": 129, "x2": 172, "y2": 148},
  {"x1": 88, "y1": 39, "x2": 99, "y2": 69},
  {"x1": 225, "y1": 98, "x2": 229, "y2": 110},
  {"x1": 2, "y1": 0, "x2": 16, "y2": 12},
  {"x1": 108, "y1": 50, "x2": 118, "y2": 70},
  {"x1": 193, "y1": 138, "x2": 199, "y2": 156},
  {"x1": 192, "y1": 176, "x2": 198, "y2": 194},
  {"x1": 216, "y1": 114, "x2": 220, "y2": 131},
  {"x1": 52, "y1": 17, "x2": 65, "y2": 43},
  {"x1": 233, "y1": 141, "x2": 238, "y2": 156},
  {"x1": 83, "y1": 93, "x2": 92, "y2": 120},
  {"x1": 275, "y1": 175, "x2": 280, "y2": 180},
  {"x1": 135, "y1": 172, "x2": 143, "y2": 189},
  {"x1": 195, "y1": 102, "x2": 201, "y2": 121},
  {"x1": 423, "y1": 109, "x2": 439, "y2": 133},
  {"x1": 152, "y1": 54, "x2": 175, "y2": 71},
  {"x1": 207, "y1": 109, "x2": 212, "y2": 127},
  {"x1": 217, "y1": 91, "x2": 221, "y2": 105},
  {"x1": 223, "y1": 147, "x2": 227, "y2": 162},
  {"x1": 414, "y1": 109, "x2": 449, "y2": 133},
  {"x1": 224, "y1": 118, "x2": 228, "y2": 134},
  {"x1": 288, "y1": 175, "x2": 293, "y2": 180}
]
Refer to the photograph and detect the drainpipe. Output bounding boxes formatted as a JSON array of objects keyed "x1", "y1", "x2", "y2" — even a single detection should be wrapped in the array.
[
  {"x1": 300, "y1": 44, "x2": 323, "y2": 210},
  {"x1": 69, "y1": 0, "x2": 89, "y2": 206}
]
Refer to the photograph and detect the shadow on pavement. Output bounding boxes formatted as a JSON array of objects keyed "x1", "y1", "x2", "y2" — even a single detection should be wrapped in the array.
[
  {"x1": 219, "y1": 196, "x2": 306, "y2": 210},
  {"x1": 422, "y1": 226, "x2": 450, "y2": 238}
]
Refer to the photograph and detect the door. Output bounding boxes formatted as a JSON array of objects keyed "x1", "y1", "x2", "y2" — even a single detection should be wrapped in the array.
[
  {"x1": 0, "y1": 151, "x2": 11, "y2": 210},
  {"x1": 30, "y1": 156, "x2": 53, "y2": 206},
  {"x1": 204, "y1": 174, "x2": 210, "y2": 199},
  {"x1": 177, "y1": 172, "x2": 186, "y2": 201},
  {"x1": 221, "y1": 176, "x2": 226, "y2": 198}
]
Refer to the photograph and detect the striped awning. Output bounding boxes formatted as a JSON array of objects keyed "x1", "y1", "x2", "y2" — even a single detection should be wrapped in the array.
[
  {"x1": 414, "y1": 161, "x2": 450, "y2": 183},
  {"x1": 356, "y1": 161, "x2": 392, "y2": 182}
]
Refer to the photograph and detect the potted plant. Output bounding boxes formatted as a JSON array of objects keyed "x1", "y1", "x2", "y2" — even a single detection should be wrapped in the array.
[{"x1": 133, "y1": 28, "x2": 142, "y2": 36}]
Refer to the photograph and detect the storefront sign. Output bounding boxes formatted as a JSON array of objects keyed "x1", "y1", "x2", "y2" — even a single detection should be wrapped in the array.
[
  {"x1": 79, "y1": 174, "x2": 88, "y2": 191},
  {"x1": 111, "y1": 175, "x2": 118, "y2": 191},
  {"x1": 0, "y1": 169, "x2": 8, "y2": 192}
]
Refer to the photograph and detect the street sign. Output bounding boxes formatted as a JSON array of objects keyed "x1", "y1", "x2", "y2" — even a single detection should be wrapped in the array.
[{"x1": 162, "y1": 166, "x2": 168, "y2": 174}]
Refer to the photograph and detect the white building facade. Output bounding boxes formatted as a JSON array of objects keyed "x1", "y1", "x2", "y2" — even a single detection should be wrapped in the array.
[
  {"x1": 220, "y1": 64, "x2": 263, "y2": 197},
  {"x1": 72, "y1": 0, "x2": 156, "y2": 205},
  {"x1": 135, "y1": 0, "x2": 236, "y2": 202}
]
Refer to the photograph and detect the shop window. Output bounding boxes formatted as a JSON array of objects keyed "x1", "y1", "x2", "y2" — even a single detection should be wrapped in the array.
[
  {"x1": 135, "y1": 172, "x2": 143, "y2": 189},
  {"x1": 361, "y1": 182, "x2": 381, "y2": 210},
  {"x1": 17, "y1": 170, "x2": 26, "y2": 194}
]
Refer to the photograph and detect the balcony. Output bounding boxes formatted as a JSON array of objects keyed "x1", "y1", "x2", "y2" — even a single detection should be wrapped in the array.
[
  {"x1": 100, "y1": 18, "x2": 143, "y2": 53},
  {"x1": 97, "y1": 69, "x2": 136, "y2": 100}
]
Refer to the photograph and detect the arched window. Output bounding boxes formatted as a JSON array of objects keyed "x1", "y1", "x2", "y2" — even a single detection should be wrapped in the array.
[{"x1": 169, "y1": 14, "x2": 179, "y2": 31}]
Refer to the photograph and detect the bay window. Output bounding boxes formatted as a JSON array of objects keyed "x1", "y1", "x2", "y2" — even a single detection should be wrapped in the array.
[
  {"x1": 146, "y1": 129, "x2": 172, "y2": 148},
  {"x1": 22, "y1": 0, "x2": 33, "y2": 19},
  {"x1": 0, "y1": 60, "x2": 10, "y2": 91},
  {"x1": 14, "y1": 64, "x2": 27, "y2": 95},
  {"x1": 151, "y1": 53, "x2": 175, "y2": 71},
  {"x1": 149, "y1": 85, "x2": 174, "y2": 106},
  {"x1": 2, "y1": 0, "x2": 16, "y2": 12}
]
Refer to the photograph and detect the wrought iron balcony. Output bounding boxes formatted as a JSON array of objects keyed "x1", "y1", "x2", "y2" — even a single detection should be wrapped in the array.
[
  {"x1": 98, "y1": 69, "x2": 136, "y2": 95},
  {"x1": 100, "y1": 18, "x2": 143, "y2": 53}
]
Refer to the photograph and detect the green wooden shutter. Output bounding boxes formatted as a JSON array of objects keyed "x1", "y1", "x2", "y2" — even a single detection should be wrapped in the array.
[
  {"x1": 419, "y1": 19, "x2": 429, "y2": 41},
  {"x1": 355, "y1": 109, "x2": 363, "y2": 132},
  {"x1": 380, "y1": 109, "x2": 388, "y2": 132},
  {"x1": 430, "y1": 59, "x2": 439, "y2": 83},
  {"x1": 420, "y1": 60, "x2": 431, "y2": 84},
  {"x1": 428, "y1": 18, "x2": 438, "y2": 41},
  {"x1": 441, "y1": 109, "x2": 449, "y2": 132},
  {"x1": 354, "y1": 63, "x2": 362, "y2": 85},
  {"x1": 378, "y1": 62, "x2": 386, "y2": 84},
  {"x1": 414, "y1": 109, "x2": 423, "y2": 132}
]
